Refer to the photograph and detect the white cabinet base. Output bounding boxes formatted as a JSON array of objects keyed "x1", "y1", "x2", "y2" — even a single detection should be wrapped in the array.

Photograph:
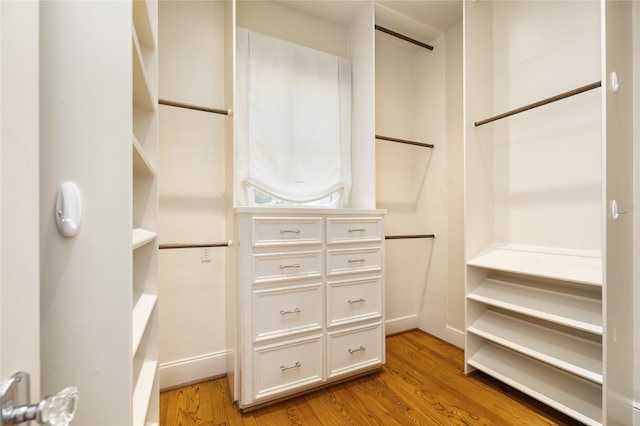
[{"x1": 231, "y1": 208, "x2": 385, "y2": 410}]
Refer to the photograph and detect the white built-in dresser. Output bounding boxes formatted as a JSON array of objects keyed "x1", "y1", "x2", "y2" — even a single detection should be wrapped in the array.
[{"x1": 230, "y1": 208, "x2": 385, "y2": 410}]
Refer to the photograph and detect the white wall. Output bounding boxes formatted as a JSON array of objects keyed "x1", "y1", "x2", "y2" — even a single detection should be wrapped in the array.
[
  {"x1": 375, "y1": 13, "x2": 464, "y2": 347},
  {"x1": 633, "y1": 0, "x2": 640, "y2": 413},
  {"x1": 158, "y1": 0, "x2": 228, "y2": 388},
  {"x1": 491, "y1": 1, "x2": 601, "y2": 250},
  {"x1": 158, "y1": 1, "x2": 466, "y2": 389},
  {"x1": 445, "y1": 22, "x2": 465, "y2": 343},
  {"x1": 39, "y1": 2, "x2": 133, "y2": 423}
]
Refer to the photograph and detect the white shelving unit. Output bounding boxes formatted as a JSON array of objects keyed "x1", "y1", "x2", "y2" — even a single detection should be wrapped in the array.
[
  {"x1": 132, "y1": 0, "x2": 159, "y2": 424},
  {"x1": 461, "y1": 1, "x2": 627, "y2": 425},
  {"x1": 467, "y1": 343, "x2": 603, "y2": 426}
]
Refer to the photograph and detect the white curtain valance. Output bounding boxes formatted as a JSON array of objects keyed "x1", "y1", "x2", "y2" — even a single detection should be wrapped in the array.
[{"x1": 236, "y1": 28, "x2": 352, "y2": 206}]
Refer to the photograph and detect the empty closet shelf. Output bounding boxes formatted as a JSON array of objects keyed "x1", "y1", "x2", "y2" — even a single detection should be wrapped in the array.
[
  {"x1": 132, "y1": 134, "x2": 156, "y2": 177},
  {"x1": 468, "y1": 276, "x2": 602, "y2": 334},
  {"x1": 132, "y1": 228, "x2": 157, "y2": 250},
  {"x1": 132, "y1": 26, "x2": 156, "y2": 112},
  {"x1": 468, "y1": 310, "x2": 602, "y2": 383},
  {"x1": 468, "y1": 343, "x2": 602, "y2": 426},
  {"x1": 132, "y1": 359, "x2": 158, "y2": 426},
  {"x1": 132, "y1": 293, "x2": 158, "y2": 357},
  {"x1": 467, "y1": 244, "x2": 602, "y2": 286}
]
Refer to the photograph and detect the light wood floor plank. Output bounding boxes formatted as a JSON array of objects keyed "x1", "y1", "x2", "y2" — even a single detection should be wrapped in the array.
[{"x1": 160, "y1": 330, "x2": 582, "y2": 425}]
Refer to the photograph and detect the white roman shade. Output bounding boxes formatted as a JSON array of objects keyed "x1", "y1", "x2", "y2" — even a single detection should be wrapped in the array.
[{"x1": 236, "y1": 28, "x2": 352, "y2": 206}]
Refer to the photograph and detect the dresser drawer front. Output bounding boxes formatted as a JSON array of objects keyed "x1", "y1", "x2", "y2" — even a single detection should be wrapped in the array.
[
  {"x1": 253, "y1": 335, "x2": 324, "y2": 400},
  {"x1": 326, "y1": 217, "x2": 382, "y2": 245},
  {"x1": 326, "y1": 248, "x2": 382, "y2": 277},
  {"x1": 327, "y1": 324, "x2": 383, "y2": 379},
  {"x1": 327, "y1": 277, "x2": 382, "y2": 328},
  {"x1": 253, "y1": 283, "x2": 323, "y2": 342},
  {"x1": 252, "y1": 217, "x2": 323, "y2": 248},
  {"x1": 253, "y1": 250, "x2": 322, "y2": 284}
]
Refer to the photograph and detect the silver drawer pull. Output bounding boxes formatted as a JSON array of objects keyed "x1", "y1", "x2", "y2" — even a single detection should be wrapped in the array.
[
  {"x1": 348, "y1": 228, "x2": 366, "y2": 233},
  {"x1": 348, "y1": 258, "x2": 365, "y2": 264},
  {"x1": 348, "y1": 345, "x2": 366, "y2": 354},
  {"x1": 280, "y1": 229, "x2": 301, "y2": 234},
  {"x1": 280, "y1": 308, "x2": 301, "y2": 315},
  {"x1": 280, "y1": 264, "x2": 300, "y2": 269},
  {"x1": 348, "y1": 298, "x2": 366, "y2": 304},
  {"x1": 280, "y1": 361, "x2": 302, "y2": 371}
]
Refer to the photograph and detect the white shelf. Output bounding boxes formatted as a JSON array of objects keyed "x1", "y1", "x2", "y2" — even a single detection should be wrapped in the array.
[
  {"x1": 133, "y1": 134, "x2": 156, "y2": 176},
  {"x1": 132, "y1": 359, "x2": 158, "y2": 426},
  {"x1": 468, "y1": 343, "x2": 602, "y2": 426},
  {"x1": 132, "y1": 292, "x2": 158, "y2": 357},
  {"x1": 132, "y1": 25, "x2": 156, "y2": 112},
  {"x1": 468, "y1": 276, "x2": 602, "y2": 334},
  {"x1": 467, "y1": 243, "x2": 602, "y2": 286},
  {"x1": 132, "y1": 0, "x2": 156, "y2": 50},
  {"x1": 132, "y1": 228, "x2": 157, "y2": 250},
  {"x1": 468, "y1": 310, "x2": 602, "y2": 383}
]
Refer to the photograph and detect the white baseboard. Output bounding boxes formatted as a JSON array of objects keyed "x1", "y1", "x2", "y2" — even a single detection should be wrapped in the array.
[
  {"x1": 445, "y1": 325, "x2": 465, "y2": 349},
  {"x1": 385, "y1": 314, "x2": 418, "y2": 335},
  {"x1": 159, "y1": 350, "x2": 227, "y2": 390}
]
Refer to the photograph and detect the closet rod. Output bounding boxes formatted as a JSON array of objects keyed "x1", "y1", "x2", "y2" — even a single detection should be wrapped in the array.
[
  {"x1": 159, "y1": 98, "x2": 232, "y2": 116},
  {"x1": 385, "y1": 234, "x2": 436, "y2": 240},
  {"x1": 159, "y1": 241, "x2": 230, "y2": 250},
  {"x1": 376, "y1": 135, "x2": 434, "y2": 149},
  {"x1": 474, "y1": 81, "x2": 601, "y2": 127},
  {"x1": 374, "y1": 25, "x2": 434, "y2": 51}
]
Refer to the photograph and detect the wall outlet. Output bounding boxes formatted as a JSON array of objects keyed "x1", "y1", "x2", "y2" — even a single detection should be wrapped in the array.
[{"x1": 201, "y1": 248, "x2": 212, "y2": 263}]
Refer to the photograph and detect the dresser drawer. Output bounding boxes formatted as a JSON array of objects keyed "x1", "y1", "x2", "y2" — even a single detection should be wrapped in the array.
[
  {"x1": 326, "y1": 217, "x2": 382, "y2": 245},
  {"x1": 327, "y1": 323, "x2": 383, "y2": 379},
  {"x1": 326, "y1": 248, "x2": 382, "y2": 277},
  {"x1": 326, "y1": 277, "x2": 382, "y2": 328},
  {"x1": 253, "y1": 335, "x2": 324, "y2": 401},
  {"x1": 253, "y1": 283, "x2": 323, "y2": 343},
  {"x1": 253, "y1": 250, "x2": 322, "y2": 284},
  {"x1": 252, "y1": 217, "x2": 322, "y2": 248}
]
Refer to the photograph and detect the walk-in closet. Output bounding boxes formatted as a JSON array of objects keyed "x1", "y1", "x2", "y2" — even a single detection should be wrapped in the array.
[
  {"x1": 151, "y1": 0, "x2": 639, "y2": 424},
  {"x1": 464, "y1": 1, "x2": 636, "y2": 424},
  {"x1": 152, "y1": 1, "x2": 639, "y2": 424},
  {"x1": 20, "y1": 1, "x2": 637, "y2": 425}
]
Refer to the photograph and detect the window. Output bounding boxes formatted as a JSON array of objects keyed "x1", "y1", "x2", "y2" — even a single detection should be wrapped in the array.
[{"x1": 236, "y1": 28, "x2": 352, "y2": 208}]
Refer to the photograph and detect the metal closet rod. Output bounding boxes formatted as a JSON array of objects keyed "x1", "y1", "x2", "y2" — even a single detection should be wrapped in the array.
[
  {"x1": 385, "y1": 234, "x2": 436, "y2": 240},
  {"x1": 159, "y1": 241, "x2": 229, "y2": 250},
  {"x1": 159, "y1": 98, "x2": 232, "y2": 116},
  {"x1": 376, "y1": 135, "x2": 435, "y2": 149},
  {"x1": 375, "y1": 25, "x2": 434, "y2": 51},
  {"x1": 474, "y1": 81, "x2": 601, "y2": 127}
]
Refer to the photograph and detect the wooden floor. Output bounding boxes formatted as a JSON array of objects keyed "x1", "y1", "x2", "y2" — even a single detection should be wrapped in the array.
[{"x1": 160, "y1": 330, "x2": 582, "y2": 425}]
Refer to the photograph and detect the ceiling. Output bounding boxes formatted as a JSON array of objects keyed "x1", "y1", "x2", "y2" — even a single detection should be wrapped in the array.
[{"x1": 272, "y1": 0, "x2": 463, "y2": 35}]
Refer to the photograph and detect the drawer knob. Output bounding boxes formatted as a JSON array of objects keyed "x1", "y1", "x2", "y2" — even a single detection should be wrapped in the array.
[
  {"x1": 348, "y1": 228, "x2": 366, "y2": 233},
  {"x1": 347, "y1": 258, "x2": 365, "y2": 264},
  {"x1": 280, "y1": 229, "x2": 301, "y2": 234},
  {"x1": 280, "y1": 361, "x2": 302, "y2": 371},
  {"x1": 279, "y1": 264, "x2": 300, "y2": 270},
  {"x1": 347, "y1": 298, "x2": 366, "y2": 304},
  {"x1": 348, "y1": 345, "x2": 366, "y2": 354},
  {"x1": 280, "y1": 308, "x2": 301, "y2": 315}
]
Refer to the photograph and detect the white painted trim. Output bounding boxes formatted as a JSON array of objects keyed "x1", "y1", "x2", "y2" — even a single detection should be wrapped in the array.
[
  {"x1": 159, "y1": 350, "x2": 227, "y2": 389},
  {"x1": 634, "y1": 402, "x2": 640, "y2": 425},
  {"x1": 445, "y1": 325, "x2": 465, "y2": 349},
  {"x1": 385, "y1": 314, "x2": 418, "y2": 335}
]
